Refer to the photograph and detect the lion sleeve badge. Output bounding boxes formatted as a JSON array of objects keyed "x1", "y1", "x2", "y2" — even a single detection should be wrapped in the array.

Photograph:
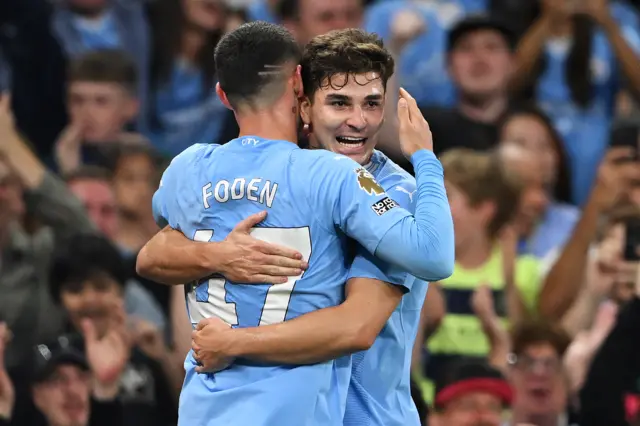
[{"x1": 354, "y1": 167, "x2": 384, "y2": 196}]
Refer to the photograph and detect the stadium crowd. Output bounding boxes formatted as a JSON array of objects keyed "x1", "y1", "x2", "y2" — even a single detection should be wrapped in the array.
[{"x1": 2, "y1": 0, "x2": 640, "y2": 425}]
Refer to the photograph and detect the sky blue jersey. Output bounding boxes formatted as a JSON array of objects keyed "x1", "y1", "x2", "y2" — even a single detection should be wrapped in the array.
[
  {"x1": 344, "y1": 150, "x2": 428, "y2": 426},
  {"x1": 153, "y1": 137, "x2": 420, "y2": 426}
]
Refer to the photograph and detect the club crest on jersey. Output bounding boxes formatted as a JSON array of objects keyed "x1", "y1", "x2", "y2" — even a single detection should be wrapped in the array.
[{"x1": 354, "y1": 167, "x2": 384, "y2": 196}]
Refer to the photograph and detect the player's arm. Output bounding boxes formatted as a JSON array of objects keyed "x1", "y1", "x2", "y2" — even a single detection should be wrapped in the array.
[
  {"x1": 136, "y1": 213, "x2": 307, "y2": 285},
  {"x1": 194, "y1": 279, "x2": 403, "y2": 367},
  {"x1": 193, "y1": 248, "x2": 414, "y2": 366}
]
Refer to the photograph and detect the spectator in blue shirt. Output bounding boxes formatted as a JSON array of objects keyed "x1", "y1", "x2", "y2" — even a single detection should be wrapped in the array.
[{"x1": 511, "y1": 0, "x2": 640, "y2": 205}]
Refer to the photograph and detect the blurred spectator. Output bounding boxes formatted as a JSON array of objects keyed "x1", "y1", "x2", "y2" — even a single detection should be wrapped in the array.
[
  {"x1": 2, "y1": 330, "x2": 125, "y2": 426},
  {"x1": 579, "y1": 263, "x2": 640, "y2": 426},
  {"x1": 103, "y1": 144, "x2": 160, "y2": 255},
  {"x1": 538, "y1": 147, "x2": 640, "y2": 321},
  {"x1": 277, "y1": 0, "x2": 363, "y2": 45},
  {"x1": 65, "y1": 166, "x2": 167, "y2": 332},
  {"x1": 145, "y1": 0, "x2": 239, "y2": 156},
  {"x1": 512, "y1": 0, "x2": 640, "y2": 205},
  {"x1": 416, "y1": 15, "x2": 515, "y2": 163},
  {"x1": 0, "y1": 0, "x2": 67, "y2": 159},
  {"x1": 415, "y1": 149, "x2": 540, "y2": 401},
  {"x1": 54, "y1": 49, "x2": 141, "y2": 175},
  {"x1": 496, "y1": 139, "x2": 579, "y2": 260},
  {"x1": 51, "y1": 0, "x2": 150, "y2": 124},
  {"x1": 65, "y1": 167, "x2": 117, "y2": 237},
  {"x1": 364, "y1": 1, "x2": 489, "y2": 107},
  {"x1": 0, "y1": 96, "x2": 93, "y2": 370},
  {"x1": 429, "y1": 360, "x2": 512, "y2": 426},
  {"x1": 507, "y1": 321, "x2": 574, "y2": 426},
  {"x1": 48, "y1": 233, "x2": 179, "y2": 426}
]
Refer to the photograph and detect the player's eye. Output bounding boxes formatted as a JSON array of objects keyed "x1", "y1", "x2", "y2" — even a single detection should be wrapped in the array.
[
  {"x1": 331, "y1": 101, "x2": 347, "y2": 107},
  {"x1": 366, "y1": 101, "x2": 381, "y2": 108}
]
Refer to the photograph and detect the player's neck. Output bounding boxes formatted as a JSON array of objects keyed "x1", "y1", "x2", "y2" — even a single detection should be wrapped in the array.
[{"x1": 236, "y1": 103, "x2": 299, "y2": 144}]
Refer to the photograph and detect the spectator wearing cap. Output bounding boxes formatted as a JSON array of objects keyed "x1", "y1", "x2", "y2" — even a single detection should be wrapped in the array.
[
  {"x1": 512, "y1": 0, "x2": 640, "y2": 205},
  {"x1": 364, "y1": 2, "x2": 488, "y2": 108},
  {"x1": 382, "y1": 14, "x2": 515, "y2": 174},
  {"x1": 0, "y1": 328, "x2": 125, "y2": 426},
  {"x1": 49, "y1": 233, "x2": 179, "y2": 426},
  {"x1": 430, "y1": 360, "x2": 512, "y2": 426},
  {"x1": 507, "y1": 321, "x2": 574, "y2": 426}
]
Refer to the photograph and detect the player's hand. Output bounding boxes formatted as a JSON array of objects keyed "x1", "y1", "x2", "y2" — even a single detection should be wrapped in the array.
[
  {"x1": 0, "y1": 322, "x2": 15, "y2": 421},
  {"x1": 192, "y1": 318, "x2": 235, "y2": 373},
  {"x1": 217, "y1": 211, "x2": 308, "y2": 284},
  {"x1": 397, "y1": 88, "x2": 433, "y2": 159}
]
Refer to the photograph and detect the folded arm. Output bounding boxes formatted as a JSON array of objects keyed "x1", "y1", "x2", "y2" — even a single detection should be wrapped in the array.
[{"x1": 198, "y1": 277, "x2": 404, "y2": 365}]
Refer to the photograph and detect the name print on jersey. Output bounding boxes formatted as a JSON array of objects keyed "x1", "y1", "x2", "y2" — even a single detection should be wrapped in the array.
[{"x1": 202, "y1": 178, "x2": 279, "y2": 208}]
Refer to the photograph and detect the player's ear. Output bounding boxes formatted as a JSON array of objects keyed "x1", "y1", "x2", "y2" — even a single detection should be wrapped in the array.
[
  {"x1": 293, "y1": 65, "x2": 304, "y2": 99},
  {"x1": 216, "y1": 83, "x2": 233, "y2": 110},
  {"x1": 299, "y1": 96, "x2": 312, "y2": 125}
]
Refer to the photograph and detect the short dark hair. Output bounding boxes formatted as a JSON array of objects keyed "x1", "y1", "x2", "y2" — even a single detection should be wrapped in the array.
[
  {"x1": 214, "y1": 21, "x2": 301, "y2": 108},
  {"x1": 63, "y1": 165, "x2": 112, "y2": 184},
  {"x1": 68, "y1": 49, "x2": 138, "y2": 94},
  {"x1": 511, "y1": 320, "x2": 571, "y2": 358},
  {"x1": 49, "y1": 233, "x2": 128, "y2": 303},
  {"x1": 301, "y1": 29, "x2": 394, "y2": 99}
]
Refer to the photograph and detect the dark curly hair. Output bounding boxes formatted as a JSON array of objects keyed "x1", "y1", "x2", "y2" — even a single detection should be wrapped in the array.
[{"x1": 300, "y1": 28, "x2": 395, "y2": 100}]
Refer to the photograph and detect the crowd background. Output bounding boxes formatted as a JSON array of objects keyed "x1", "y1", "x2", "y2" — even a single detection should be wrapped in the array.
[{"x1": 2, "y1": 0, "x2": 640, "y2": 425}]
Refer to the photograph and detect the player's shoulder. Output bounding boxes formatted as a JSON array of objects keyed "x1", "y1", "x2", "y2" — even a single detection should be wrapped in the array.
[
  {"x1": 373, "y1": 151, "x2": 417, "y2": 209},
  {"x1": 169, "y1": 143, "x2": 221, "y2": 168},
  {"x1": 291, "y1": 149, "x2": 362, "y2": 174}
]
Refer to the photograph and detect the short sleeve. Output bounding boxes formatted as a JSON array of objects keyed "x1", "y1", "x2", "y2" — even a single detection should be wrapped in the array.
[{"x1": 305, "y1": 152, "x2": 412, "y2": 254}]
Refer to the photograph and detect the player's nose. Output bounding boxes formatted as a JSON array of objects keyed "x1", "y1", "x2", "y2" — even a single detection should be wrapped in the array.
[{"x1": 345, "y1": 109, "x2": 367, "y2": 131}]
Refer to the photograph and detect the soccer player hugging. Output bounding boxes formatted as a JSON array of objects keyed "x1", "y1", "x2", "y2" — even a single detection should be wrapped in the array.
[{"x1": 138, "y1": 23, "x2": 454, "y2": 426}]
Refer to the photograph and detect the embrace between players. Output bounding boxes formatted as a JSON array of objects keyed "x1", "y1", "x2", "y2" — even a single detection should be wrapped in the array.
[{"x1": 137, "y1": 22, "x2": 454, "y2": 426}]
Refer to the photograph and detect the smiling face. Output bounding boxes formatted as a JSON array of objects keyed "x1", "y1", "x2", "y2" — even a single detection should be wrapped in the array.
[{"x1": 300, "y1": 72, "x2": 384, "y2": 165}]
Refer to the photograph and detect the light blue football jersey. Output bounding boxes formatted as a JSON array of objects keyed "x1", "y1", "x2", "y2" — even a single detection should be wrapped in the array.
[
  {"x1": 153, "y1": 137, "x2": 414, "y2": 426},
  {"x1": 344, "y1": 150, "x2": 428, "y2": 426}
]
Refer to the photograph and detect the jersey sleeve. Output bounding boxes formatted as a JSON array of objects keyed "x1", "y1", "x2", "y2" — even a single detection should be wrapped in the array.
[
  {"x1": 152, "y1": 144, "x2": 214, "y2": 232},
  {"x1": 306, "y1": 152, "x2": 412, "y2": 254},
  {"x1": 347, "y1": 178, "x2": 419, "y2": 292}
]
